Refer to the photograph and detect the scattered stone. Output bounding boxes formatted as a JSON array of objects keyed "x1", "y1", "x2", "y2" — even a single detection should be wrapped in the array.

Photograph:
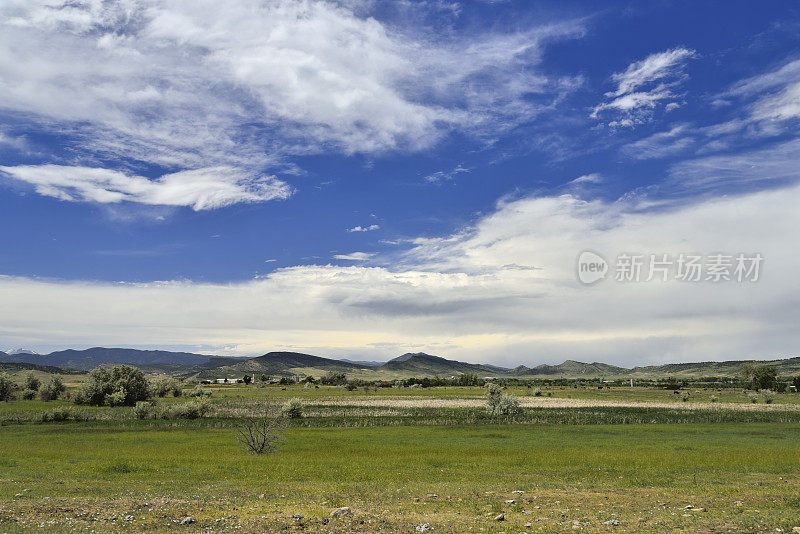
[
  {"x1": 426, "y1": 493, "x2": 438, "y2": 499},
  {"x1": 603, "y1": 519, "x2": 620, "y2": 526},
  {"x1": 330, "y1": 507, "x2": 352, "y2": 518},
  {"x1": 689, "y1": 507, "x2": 706, "y2": 512},
  {"x1": 494, "y1": 513, "x2": 505, "y2": 521},
  {"x1": 734, "y1": 501, "x2": 744, "y2": 507},
  {"x1": 524, "y1": 522, "x2": 532, "y2": 528},
  {"x1": 415, "y1": 523, "x2": 430, "y2": 532},
  {"x1": 413, "y1": 497, "x2": 420, "y2": 502},
  {"x1": 124, "y1": 516, "x2": 135, "y2": 522},
  {"x1": 291, "y1": 514, "x2": 304, "y2": 521},
  {"x1": 180, "y1": 517, "x2": 195, "y2": 525},
  {"x1": 512, "y1": 490, "x2": 525, "y2": 494},
  {"x1": 258, "y1": 494, "x2": 265, "y2": 499},
  {"x1": 505, "y1": 499, "x2": 516, "y2": 504}
]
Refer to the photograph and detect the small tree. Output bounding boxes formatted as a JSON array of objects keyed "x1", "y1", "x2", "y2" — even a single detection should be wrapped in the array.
[
  {"x1": 236, "y1": 415, "x2": 282, "y2": 454},
  {"x1": 741, "y1": 363, "x2": 777, "y2": 391},
  {"x1": 242, "y1": 374, "x2": 252, "y2": 385},
  {"x1": 74, "y1": 365, "x2": 150, "y2": 406},
  {"x1": 149, "y1": 376, "x2": 183, "y2": 398},
  {"x1": 40, "y1": 376, "x2": 66, "y2": 401},
  {"x1": 0, "y1": 373, "x2": 17, "y2": 401},
  {"x1": 321, "y1": 371, "x2": 347, "y2": 386},
  {"x1": 24, "y1": 373, "x2": 41, "y2": 392},
  {"x1": 792, "y1": 376, "x2": 800, "y2": 391}
]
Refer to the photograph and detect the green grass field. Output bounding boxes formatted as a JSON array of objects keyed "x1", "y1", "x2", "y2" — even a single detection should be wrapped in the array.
[{"x1": 2, "y1": 385, "x2": 800, "y2": 532}]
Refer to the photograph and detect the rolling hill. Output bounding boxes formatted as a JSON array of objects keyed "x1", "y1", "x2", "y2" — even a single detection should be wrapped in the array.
[
  {"x1": 377, "y1": 353, "x2": 507, "y2": 376},
  {"x1": 0, "y1": 347, "x2": 233, "y2": 372},
  {"x1": 194, "y1": 351, "x2": 368, "y2": 380}
]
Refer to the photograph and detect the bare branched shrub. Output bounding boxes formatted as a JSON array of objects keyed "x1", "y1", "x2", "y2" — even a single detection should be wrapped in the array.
[{"x1": 236, "y1": 414, "x2": 282, "y2": 454}]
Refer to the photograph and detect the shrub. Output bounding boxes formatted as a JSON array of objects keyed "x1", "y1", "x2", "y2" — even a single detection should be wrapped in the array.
[
  {"x1": 24, "y1": 373, "x2": 41, "y2": 392},
  {"x1": 236, "y1": 415, "x2": 282, "y2": 454},
  {"x1": 747, "y1": 391, "x2": 759, "y2": 403},
  {"x1": 282, "y1": 398, "x2": 303, "y2": 418},
  {"x1": 303, "y1": 381, "x2": 314, "y2": 389},
  {"x1": 22, "y1": 389, "x2": 37, "y2": 400},
  {"x1": 242, "y1": 374, "x2": 252, "y2": 385},
  {"x1": 75, "y1": 366, "x2": 150, "y2": 407},
  {"x1": 762, "y1": 390, "x2": 775, "y2": 404},
  {"x1": 321, "y1": 372, "x2": 347, "y2": 386},
  {"x1": 40, "y1": 376, "x2": 66, "y2": 402},
  {"x1": 0, "y1": 372, "x2": 17, "y2": 401},
  {"x1": 40, "y1": 407, "x2": 80, "y2": 422},
  {"x1": 681, "y1": 391, "x2": 690, "y2": 402},
  {"x1": 149, "y1": 376, "x2": 183, "y2": 398},
  {"x1": 162, "y1": 400, "x2": 210, "y2": 419},
  {"x1": 133, "y1": 400, "x2": 157, "y2": 419},
  {"x1": 710, "y1": 395, "x2": 719, "y2": 403},
  {"x1": 485, "y1": 382, "x2": 522, "y2": 415},
  {"x1": 775, "y1": 382, "x2": 787, "y2": 393},
  {"x1": 532, "y1": 388, "x2": 542, "y2": 397},
  {"x1": 344, "y1": 382, "x2": 358, "y2": 391},
  {"x1": 185, "y1": 385, "x2": 211, "y2": 398}
]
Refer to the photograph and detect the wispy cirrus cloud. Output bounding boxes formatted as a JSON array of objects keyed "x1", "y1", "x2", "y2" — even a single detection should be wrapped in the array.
[
  {"x1": 0, "y1": 165, "x2": 291, "y2": 210},
  {"x1": 591, "y1": 47, "x2": 695, "y2": 127},
  {"x1": 0, "y1": 0, "x2": 586, "y2": 210},
  {"x1": 333, "y1": 252, "x2": 377, "y2": 261}
]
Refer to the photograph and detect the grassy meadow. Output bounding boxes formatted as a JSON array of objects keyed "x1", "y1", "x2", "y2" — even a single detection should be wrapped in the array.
[{"x1": 2, "y1": 384, "x2": 800, "y2": 532}]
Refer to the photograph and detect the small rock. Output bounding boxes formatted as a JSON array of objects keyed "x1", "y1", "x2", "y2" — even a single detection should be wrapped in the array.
[
  {"x1": 494, "y1": 513, "x2": 505, "y2": 521},
  {"x1": 734, "y1": 501, "x2": 744, "y2": 507},
  {"x1": 512, "y1": 490, "x2": 525, "y2": 494},
  {"x1": 291, "y1": 514, "x2": 303, "y2": 521},
  {"x1": 689, "y1": 507, "x2": 706, "y2": 512},
  {"x1": 180, "y1": 517, "x2": 195, "y2": 525},
  {"x1": 258, "y1": 493, "x2": 265, "y2": 499},
  {"x1": 603, "y1": 519, "x2": 620, "y2": 526},
  {"x1": 330, "y1": 507, "x2": 352, "y2": 518},
  {"x1": 415, "y1": 523, "x2": 430, "y2": 532},
  {"x1": 413, "y1": 497, "x2": 420, "y2": 502},
  {"x1": 426, "y1": 493, "x2": 438, "y2": 498},
  {"x1": 505, "y1": 499, "x2": 516, "y2": 504},
  {"x1": 124, "y1": 516, "x2": 135, "y2": 522},
  {"x1": 524, "y1": 522, "x2": 532, "y2": 528}
]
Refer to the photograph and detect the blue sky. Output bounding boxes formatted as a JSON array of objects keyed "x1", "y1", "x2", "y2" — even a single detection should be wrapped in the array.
[{"x1": 1, "y1": 0, "x2": 799, "y2": 365}]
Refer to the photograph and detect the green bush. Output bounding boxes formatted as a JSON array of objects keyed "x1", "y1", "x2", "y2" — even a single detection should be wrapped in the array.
[
  {"x1": 40, "y1": 376, "x2": 65, "y2": 402},
  {"x1": 710, "y1": 395, "x2": 719, "y2": 403},
  {"x1": 133, "y1": 400, "x2": 157, "y2": 419},
  {"x1": 162, "y1": 400, "x2": 209, "y2": 419},
  {"x1": 532, "y1": 388, "x2": 542, "y2": 397},
  {"x1": 485, "y1": 382, "x2": 522, "y2": 415},
  {"x1": 185, "y1": 385, "x2": 211, "y2": 398},
  {"x1": 747, "y1": 391, "x2": 759, "y2": 403},
  {"x1": 74, "y1": 366, "x2": 150, "y2": 407},
  {"x1": 321, "y1": 371, "x2": 347, "y2": 386},
  {"x1": 24, "y1": 373, "x2": 41, "y2": 392},
  {"x1": 762, "y1": 390, "x2": 775, "y2": 404},
  {"x1": 681, "y1": 391, "x2": 690, "y2": 402},
  {"x1": 0, "y1": 372, "x2": 17, "y2": 401},
  {"x1": 21, "y1": 389, "x2": 37, "y2": 400},
  {"x1": 282, "y1": 398, "x2": 304, "y2": 418},
  {"x1": 149, "y1": 376, "x2": 183, "y2": 398}
]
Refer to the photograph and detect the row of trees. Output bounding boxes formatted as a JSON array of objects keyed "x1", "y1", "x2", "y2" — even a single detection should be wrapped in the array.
[{"x1": 0, "y1": 372, "x2": 65, "y2": 402}]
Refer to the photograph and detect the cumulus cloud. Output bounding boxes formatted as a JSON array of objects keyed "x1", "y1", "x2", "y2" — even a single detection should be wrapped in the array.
[
  {"x1": 592, "y1": 47, "x2": 695, "y2": 125},
  {"x1": 0, "y1": 165, "x2": 291, "y2": 210},
  {"x1": 2, "y1": 178, "x2": 799, "y2": 366},
  {"x1": 347, "y1": 225, "x2": 380, "y2": 233},
  {"x1": 0, "y1": 0, "x2": 585, "y2": 208}
]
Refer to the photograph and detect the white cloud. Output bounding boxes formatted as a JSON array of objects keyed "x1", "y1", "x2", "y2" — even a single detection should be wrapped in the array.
[
  {"x1": 0, "y1": 0, "x2": 585, "y2": 208},
  {"x1": 424, "y1": 165, "x2": 471, "y2": 183},
  {"x1": 621, "y1": 124, "x2": 693, "y2": 159},
  {"x1": 2, "y1": 178, "x2": 799, "y2": 366},
  {"x1": 333, "y1": 252, "x2": 377, "y2": 261},
  {"x1": 592, "y1": 47, "x2": 695, "y2": 125},
  {"x1": 347, "y1": 224, "x2": 380, "y2": 233},
  {"x1": 568, "y1": 173, "x2": 603, "y2": 184},
  {"x1": 0, "y1": 165, "x2": 291, "y2": 210}
]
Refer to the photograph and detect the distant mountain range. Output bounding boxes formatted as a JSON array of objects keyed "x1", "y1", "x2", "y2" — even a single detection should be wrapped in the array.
[{"x1": 1, "y1": 347, "x2": 799, "y2": 379}]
